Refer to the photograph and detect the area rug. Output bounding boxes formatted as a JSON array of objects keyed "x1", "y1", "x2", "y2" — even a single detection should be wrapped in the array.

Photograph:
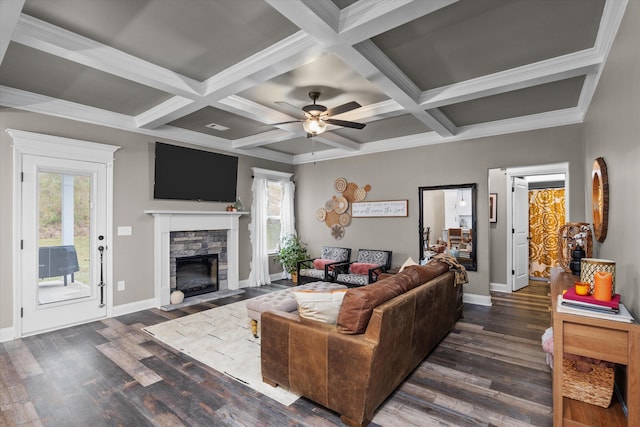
[{"x1": 142, "y1": 299, "x2": 300, "y2": 406}]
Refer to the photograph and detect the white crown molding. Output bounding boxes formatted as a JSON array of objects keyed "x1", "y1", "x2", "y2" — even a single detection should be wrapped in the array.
[
  {"x1": 14, "y1": 14, "x2": 203, "y2": 98},
  {"x1": 0, "y1": 85, "x2": 137, "y2": 128},
  {"x1": 293, "y1": 107, "x2": 583, "y2": 164},
  {"x1": 577, "y1": 0, "x2": 628, "y2": 115},
  {"x1": 0, "y1": 85, "x2": 292, "y2": 164},
  {"x1": 0, "y1": 0, "x2": 24, "y2": 63},
  {"x1": 419, "y1": 48, "x2": 603, "y2": 109}
]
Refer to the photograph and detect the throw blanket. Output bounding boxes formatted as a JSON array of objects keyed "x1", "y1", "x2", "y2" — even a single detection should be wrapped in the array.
[{"x1": 433, "y1": 253, "x2": 469, "y2": 286}]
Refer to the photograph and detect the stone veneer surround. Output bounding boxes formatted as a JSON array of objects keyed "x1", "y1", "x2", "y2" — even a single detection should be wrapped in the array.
[
  {"x1": 145, "y1": 210, "x2": 244, "y2": 307},
  {"x1": 170, "y1": 230, "x2": 227, "y2": 289}
]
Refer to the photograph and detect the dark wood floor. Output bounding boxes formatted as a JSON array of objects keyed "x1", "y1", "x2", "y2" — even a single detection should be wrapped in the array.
[{"x1": 1, "y1": 280, "x2": 554, "y2": 426}]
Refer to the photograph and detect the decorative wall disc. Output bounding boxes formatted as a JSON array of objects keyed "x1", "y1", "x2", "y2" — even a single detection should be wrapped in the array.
[
  {"x1": 324, "y1": 210, "x2": 340, "y2": 227},
  {"x1": 334, "y1": 196, "x2": 349, "y2": 214},
  {"x1": 354, "y1": 187, "x2": 366, "y2": 201},
  {"x1": 334, "y1": 177, "x2": 347, "y2": 192},
  {"x1": 331, "y1": 224, "x2": 345, "y2": 240},
  {"x1": 342, "y1": 182, "x2": 358, "y2": 202},
  {"x1": 316, "y1": 207, "x2": 327, "y2": 221},
  {"x1": 339, "y1": 212, "x2": 351, "y2": 226},
  {"x1": 324, "y1": 199, "x2": 335, "y2": 212}
]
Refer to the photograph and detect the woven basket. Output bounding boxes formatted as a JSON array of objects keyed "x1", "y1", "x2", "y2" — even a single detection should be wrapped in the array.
[{"x1": 562, "y1": 358, "x2": 614, "y2": 408}]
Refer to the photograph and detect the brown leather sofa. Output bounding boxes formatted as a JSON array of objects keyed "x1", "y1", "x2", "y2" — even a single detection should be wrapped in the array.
[{"x1": 261, "y1": 261, "x2": 460, "y2": 427}]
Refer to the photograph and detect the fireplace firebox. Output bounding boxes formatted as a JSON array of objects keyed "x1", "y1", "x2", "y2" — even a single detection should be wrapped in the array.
[{"x1": 175, "y1": 254, "x2": 218, "y2": 297}]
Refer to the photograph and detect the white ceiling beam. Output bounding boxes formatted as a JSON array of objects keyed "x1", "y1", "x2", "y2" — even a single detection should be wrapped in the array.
[
  {"x1": 339, "y1": 0, "x2": 457, "y2": 43},
  {"x1": 136, "y1": 32, "x2": 321, "y2": 129},
  {"x1": 0, "y1": 85, "x2": 292, "y2": 163},
  {"x1": 312, "y1": 132, "x2": 360, "y2": 151},
  {"x1": 0, "y1": 0, "x2": 24, "y2": 64},
  {"x1": 13, "y1": 14, "x2": 203, "y2": 98},
  {"x1": 419, "y1": 49, "x2": 603, "y2": 109},
  {"x1": 345, "y1": 41, "x2": 455, "y2": 136},
  {"x1": 232, "y1": 129, "x2": 298, "y2": 149},
  {"x1": 268, "y1": 1, "x2": 456, "y2": 137}
]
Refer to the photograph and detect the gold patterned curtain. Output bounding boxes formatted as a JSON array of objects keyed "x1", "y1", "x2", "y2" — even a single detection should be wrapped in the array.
[{"x1": 529, "y1": 189, "x2": 566, "y2": 278}]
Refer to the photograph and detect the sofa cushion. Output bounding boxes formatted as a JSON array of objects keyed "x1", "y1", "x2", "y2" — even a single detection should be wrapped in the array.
[
  {"x1": 350, "y1": 262, "x2": 379, "y2": 275},
  {"x1": 336, "y1": 260, "x2": 450, "y2": 334},
  {"x1": 313, "y1": 258, "x2": 336, "y2": 270},
  {"x1": 336, "y1": 278, "x2": 404, "y2": 334},
  {"x1": 404, "y1": 261, "x2": 450, "y2": 285},
  {"x1": 293, "y1": 289, "x2": 347, "y2": 324}
]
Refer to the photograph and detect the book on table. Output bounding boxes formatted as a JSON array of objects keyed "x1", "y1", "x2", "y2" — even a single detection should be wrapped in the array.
[
  {"x1": 561, "y1": 286, "x2": 620, "y2": 313},
  {"x1": 556, "y1": 295, "x2": 635, "y2": 323}
]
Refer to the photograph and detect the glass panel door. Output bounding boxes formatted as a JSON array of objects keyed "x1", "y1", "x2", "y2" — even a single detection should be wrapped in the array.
[
  {"x1": 21, "y1": 155, "x2": 107, "y2": 336},
  {"x1": 37, "y1": 172, "x2": 92, "y2": 304}
]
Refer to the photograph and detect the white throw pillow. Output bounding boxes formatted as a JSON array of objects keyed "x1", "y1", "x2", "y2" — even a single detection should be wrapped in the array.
[
  {"x1": 399, "y1": 256, "x2": 418, "y2": 272},
  {"x1": 292, "y1": 289, "x2": 347, "y2": 324}
]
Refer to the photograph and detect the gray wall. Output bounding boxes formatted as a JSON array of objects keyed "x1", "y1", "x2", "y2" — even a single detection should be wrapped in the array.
[
  {"x1": 582, "y1": 0, "x2": 640, "y2": 317},
  {"x1": 488, "y1": 168, "x2": 508, "y2": 285},
  {"x1": 0, "y1": 110, "x2": 293, "y2": 328},
  {"x1": 294, "y1": 124, "x2": 585, "y2": 299}
]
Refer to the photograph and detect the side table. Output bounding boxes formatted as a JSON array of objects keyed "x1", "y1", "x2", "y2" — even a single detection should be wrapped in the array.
[{"x1": 550, "y1": 267, "x2": 639, "y2": 426}]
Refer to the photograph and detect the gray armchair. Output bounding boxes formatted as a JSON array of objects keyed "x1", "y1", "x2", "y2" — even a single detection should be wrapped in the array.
[
  {"x1": 334, "y1": 249, "x2": 392, "y2": 287},
  {"x1": 297, "y1": 246, "x2": 351, "y2": 285}
]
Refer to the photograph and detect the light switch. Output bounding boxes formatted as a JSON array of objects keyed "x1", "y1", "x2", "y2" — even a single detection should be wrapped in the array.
[
  {"x1": 117, "y1": 281, "x2": 125, "y2": 291},
  {"x1": 117, "y1": 226, "x2": 132, "y2": 236}
]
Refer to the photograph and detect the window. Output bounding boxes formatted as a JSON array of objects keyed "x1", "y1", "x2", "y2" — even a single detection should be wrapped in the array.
[{"x1": 266, "y1": 180, "x2": 283, "y2": 253}]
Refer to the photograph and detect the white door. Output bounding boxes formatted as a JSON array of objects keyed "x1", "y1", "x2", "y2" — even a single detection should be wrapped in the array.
[
  {"x1": 512, "y1": 177, "x2": 529, "y2": 291},
  {"x1": 20, "y1": 155, "x2": 108, "y2": 336}
]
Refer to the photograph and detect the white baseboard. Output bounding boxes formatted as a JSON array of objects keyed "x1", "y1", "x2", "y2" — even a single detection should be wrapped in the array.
[
  {"x1": 490, "y1": 282, "x2": 508, "y2": 292},
  {"x1": 464, "y1": 293, "x2": 492, "y2": 306},
  {"x1": 112, "y1": 298, "x2": 156, "y2": 317},
  {"x1": 0, "y1": 326, "x2": 16, "y2": 343}
]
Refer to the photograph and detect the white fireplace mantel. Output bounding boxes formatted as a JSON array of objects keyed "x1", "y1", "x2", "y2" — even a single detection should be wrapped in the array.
[{"x1": 145, "y1": 210, "x2": 246, "y2": 306}]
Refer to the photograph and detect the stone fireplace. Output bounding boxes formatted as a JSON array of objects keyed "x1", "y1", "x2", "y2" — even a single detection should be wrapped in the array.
[{"x1": 145, "y1": 210, "x2": 244, "y2": 307}]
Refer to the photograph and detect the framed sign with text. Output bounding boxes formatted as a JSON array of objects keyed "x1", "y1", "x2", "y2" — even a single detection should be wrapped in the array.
[{"x1": 351, "y1": 200, "x2": 408, "y2": 218}]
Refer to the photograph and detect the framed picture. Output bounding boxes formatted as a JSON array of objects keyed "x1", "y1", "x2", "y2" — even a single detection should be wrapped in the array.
[
  {"x1": 489, "y1": 193, "x2": 497, "y2": 223},
  {"x1": 351, "y1": 200, "x2": 408, "y2": 217}
]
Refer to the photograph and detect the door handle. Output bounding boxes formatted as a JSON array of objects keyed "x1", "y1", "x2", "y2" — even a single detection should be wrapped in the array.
[{"x1": 98, "y1": 236, "x2": 106, "y2": 308}]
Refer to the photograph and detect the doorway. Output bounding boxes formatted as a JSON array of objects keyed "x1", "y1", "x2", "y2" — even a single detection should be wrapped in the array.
[
  {"x1": 10, "y1": 130, "x2": 118, "y2": 337},
  {"x1": 489, "y1": 163, "x2": 569, "y2": 293}
]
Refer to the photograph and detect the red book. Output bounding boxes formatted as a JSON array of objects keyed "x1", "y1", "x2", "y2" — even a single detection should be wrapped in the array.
[{"x1": 562, "y1": 286, "x2": 620, "y2": 309}]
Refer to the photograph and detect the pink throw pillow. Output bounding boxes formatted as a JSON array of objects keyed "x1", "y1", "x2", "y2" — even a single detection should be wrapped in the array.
[
  {"x1": 350, "y1": 262, "x2": 379, "y2": 275},
  {"x1": 313, "y1": 259, "x2": 336, "y2": 270}
]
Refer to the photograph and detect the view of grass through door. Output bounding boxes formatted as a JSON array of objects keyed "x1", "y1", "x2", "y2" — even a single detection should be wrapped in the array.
[{"x1": 38, "y1": 172, "x2": 91, "y2": 303}]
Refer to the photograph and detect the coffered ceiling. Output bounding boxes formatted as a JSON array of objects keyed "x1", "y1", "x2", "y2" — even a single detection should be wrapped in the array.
[{"x1": 0, "y1": 0, "x2": 628, "y2": 164}]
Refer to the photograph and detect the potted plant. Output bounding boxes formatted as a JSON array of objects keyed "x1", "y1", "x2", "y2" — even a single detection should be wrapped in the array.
[{"x1": 276, "y1": 234, "x2": 309, "y2": 283}]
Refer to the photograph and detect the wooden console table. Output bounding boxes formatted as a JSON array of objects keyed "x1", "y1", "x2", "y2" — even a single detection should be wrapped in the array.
[{"x1": 550, "y1": 267, "x2": 639, "y2": 426}]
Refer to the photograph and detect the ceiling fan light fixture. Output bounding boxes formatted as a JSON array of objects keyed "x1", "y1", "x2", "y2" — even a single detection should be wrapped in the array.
[{"x1": 303, "y1": 117, "x2": 327, "y2": 135}]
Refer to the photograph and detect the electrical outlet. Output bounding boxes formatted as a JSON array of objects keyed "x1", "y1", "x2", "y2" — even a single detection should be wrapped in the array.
[{"x1": 117, "y1": 280, "x2": 125, "y2": 291}]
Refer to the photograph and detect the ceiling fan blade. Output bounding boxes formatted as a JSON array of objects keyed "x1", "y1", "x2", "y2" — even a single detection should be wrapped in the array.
[
  {"x1": 269, "y1": 120, "x2": 302, "y2": 126},
  {"x1": 325, "y1": 118, "x2": 366, "y2": 130},
  {"x1": 326, "y1": 101, "x2": 361, "y2": 117},
  {"x1": 275, "y1": 101, "x2": 303, "y2": 117}
]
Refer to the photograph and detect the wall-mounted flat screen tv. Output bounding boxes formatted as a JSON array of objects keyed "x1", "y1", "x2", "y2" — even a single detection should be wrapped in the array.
[{"x1": 153, "y1": 142, "x2": 238, "y2": 202}]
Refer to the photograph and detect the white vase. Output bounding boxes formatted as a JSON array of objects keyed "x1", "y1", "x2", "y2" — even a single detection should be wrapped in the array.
[{"x1": 170, "y1": 290, "x2": 185, "y2": 304}]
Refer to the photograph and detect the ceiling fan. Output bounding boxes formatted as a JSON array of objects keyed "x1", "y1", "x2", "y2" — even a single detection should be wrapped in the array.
[{"x1": 272, "y1": 91, "x2": 366, "y2": 137}]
